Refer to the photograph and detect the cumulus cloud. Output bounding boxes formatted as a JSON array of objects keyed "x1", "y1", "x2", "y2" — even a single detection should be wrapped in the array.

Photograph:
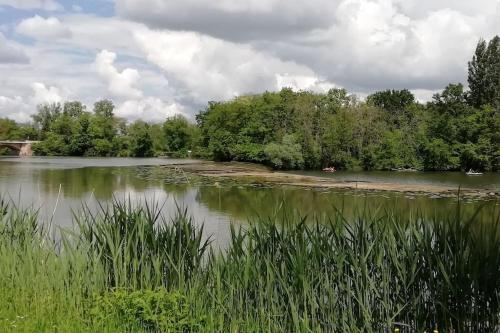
[
  {"x1": 95, "y1": 49, "x2": 142, "y2": 99},
  {"x1": 0, "y1": 95, "x2": 32, "y2": 122},
  {"x1": 134, "y1": 29, "x2": 334, "y2": 102},
  {"x1": 0, "y1": 82, "x2": 64, "y2": 122},
  {"x1": 116, "y1": 98, "x2": 185, "y2": 123},
  {"x1": 0, "y1": 0, "x2": 62, "y2": 11},
  {"x1": 31, "y1": 82, "x2": 63, "y2": 104},
  {"x1": 16, "y1": 16, "x2": 71, "y2": 39},
  {"x1": 117, "y1": 0, "x2": 500, "y2": 94},
  {"x1": 0, "y1": 33, "x2": 29, "y2": 64}
]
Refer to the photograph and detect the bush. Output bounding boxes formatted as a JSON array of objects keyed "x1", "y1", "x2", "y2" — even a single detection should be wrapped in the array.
[
  {"x1": 32, "y1": 133, "x2": 68, "y2": 156},
  {"x1": 90, "y1": 289, "x2": 204, "y2": 331}
]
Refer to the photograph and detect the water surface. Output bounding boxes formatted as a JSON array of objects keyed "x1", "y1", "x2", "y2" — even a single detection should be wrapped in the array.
[{"x1": 0, "y1": 157, "x2": 498, "y2": 244}]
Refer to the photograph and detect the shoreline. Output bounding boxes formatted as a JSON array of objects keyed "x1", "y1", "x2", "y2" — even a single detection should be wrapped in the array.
[{"x1": 164, "y1": 161, "x2": 500, "y2": 198}]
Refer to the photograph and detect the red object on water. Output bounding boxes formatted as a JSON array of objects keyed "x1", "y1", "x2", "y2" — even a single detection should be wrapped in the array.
[{"x1": 322, "y1": 166, "x2": 336, "y2": 172}]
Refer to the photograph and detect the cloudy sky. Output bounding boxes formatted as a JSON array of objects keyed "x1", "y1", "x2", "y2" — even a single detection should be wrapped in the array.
[{"x1": 0, "y1": 0, "x2": 499, "y2": 122}]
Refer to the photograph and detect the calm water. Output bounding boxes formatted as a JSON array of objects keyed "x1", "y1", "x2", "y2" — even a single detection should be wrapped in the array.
[{"x1": 0, "y1": 157, "x2": 498, "y2": 244}]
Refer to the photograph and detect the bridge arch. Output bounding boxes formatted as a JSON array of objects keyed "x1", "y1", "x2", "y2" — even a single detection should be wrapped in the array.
[{"x1": 0, "y1": 141, "x2": 39, "y2": 156}]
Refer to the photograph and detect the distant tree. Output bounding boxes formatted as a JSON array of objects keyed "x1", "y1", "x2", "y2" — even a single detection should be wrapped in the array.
[
  {"x1": 367, "y1": 89, "x2": 415, "y2": 113},
  {"x1": 264, "y1": 134, "x2": 304, "y2": 169},
  {"x1": 69, "y1": 113, "x2": 92, "y2": 156},
  {"x1": 422, "y1": 138, "x2": 459, "y2": 171},
  {"x1": 163, "y1": 116, "x2": 193, "y2": 154},
  {"x1": 367, "y1": 89, "x2": 416, "y2": 128},
  {"x1": 93, "y1": 99, "x2": 114, "y2": 118},
  {"x1": 130, "y1": 121, "x2": 154, "y2": 157},
  {"x1": 323, "y1": 88, "x2": 356, "y2": 112},
  {"x1": 468, "y1": 36, "x2": 500, "y2": 108},
  {"x1": 63, "y1": 101, "x2": 86, "y2": 117},
  {"x1": 432, "y1": 83, "x2": 469, "y2": 115},
  {"x1": 32, "y1": 132, "x2": 68, "y2": 156},
  {"x1": 32, "y1": 103, "x2": 62, "y2": 136},
  {"x1": 90, "y1": 100, "x2": 116, "y2": 145},
  {"x1": 0, "y1": 118, "x2": 19, "y2": 140}
]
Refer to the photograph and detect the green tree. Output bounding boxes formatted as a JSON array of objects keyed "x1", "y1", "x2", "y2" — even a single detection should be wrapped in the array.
[
  {"x1": 93, "y1": 99, "x2": 114, "y2": 118},
  {"x1": 163, "y1": 116, "x2": 194, "y2": 156},
  {"x1": 468, "y1": 36, "x2": 500, "y2": 108},
  {"x1": 0, "y1": 118, "x2": 19, "y2": 140},
  {"x1": 264, "y1": 134, "x2": 304, "y2": 169},
  {"x1": 87, "y1": 100, "x2": 116, "y2": 156},
  {"x1": 69, "y1": 113, "x2": 92, "y2": 156},
  {"x1": 63, "y1": 101, "x2": 86, "y2": 117},
  {"x1": 32, "y1": 132, "x2": 68, "y2": 156},
  {"x1": 32, "y1": 103, "x2": 62, "y2": 138},
  {"x1": 367, "y1": 89, "x2": 416, "y2": 128},
  {"x1": 129, "y1": 121, "x2": 154, "y2": 157},
  {"x1": 422, "y1": 138, "x2": 459, "y2": 171}
]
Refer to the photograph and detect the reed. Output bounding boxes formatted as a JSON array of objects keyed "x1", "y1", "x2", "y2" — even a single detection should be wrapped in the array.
[
  {"x1": 0, "y1": 196, "x2": 499, "y2": 332},
  {"x1": 73, "y1": 199, "x2": 210, "y2": 290}
]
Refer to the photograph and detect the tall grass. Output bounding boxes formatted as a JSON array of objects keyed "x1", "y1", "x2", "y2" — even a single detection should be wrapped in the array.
[
  {"x1": 74, "y1": 199, "x2": 210, "y2": 290},
  {"x1": 0, "y1": 196, "x2": 499, "y2": 332}
]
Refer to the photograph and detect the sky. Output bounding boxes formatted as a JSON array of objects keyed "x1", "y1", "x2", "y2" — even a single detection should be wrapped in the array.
[{"x1": 0, "y1": 0, "x2": 499, "y2": 123}]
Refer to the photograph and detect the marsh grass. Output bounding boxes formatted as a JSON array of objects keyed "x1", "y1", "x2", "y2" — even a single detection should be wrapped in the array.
[
  {"x1": 0, "y1": 196, "x2": 499, "y2": 332},
  {"x1": 74, "y1": 199, "x2": 210, "y2": 290}
]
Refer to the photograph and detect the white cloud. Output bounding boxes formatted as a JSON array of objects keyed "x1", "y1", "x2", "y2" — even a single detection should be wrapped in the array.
[
  {"x1": 0, "y1": 82, "x2": 65, "y2": 122},
  {"x1": 16, "y1": 16, "x2": 71, "y2": 39},
  {"x1": 0, "y1": 32, "x2": 29, "y2": 63},
  {"x1": 0, "y1": 0, "x2": 62, "y2": 11},
  {"x1": 0, "y1": 95, "x2": 32, "y2": 122},
  {"x1": 31, "y1": 82, "x2": 63, "y2": 104},
  {"x1": 276, "y1": 73, "x2": 336, "y2": 92},
  {"x1": 117, "y1": 0, "x2": 500, "y2": 93},
  {"x1": 95, "y1": 49, "x2": 142, "y2": 99},
  {"x1": 134, "y1": 29, "x2": 334, "y2": 102},
  {"x1": 116, "y1": 97, "x2": 185, "y2": 123}
]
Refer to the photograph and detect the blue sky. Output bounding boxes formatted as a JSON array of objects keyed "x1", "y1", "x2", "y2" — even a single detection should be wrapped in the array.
[{"x1": 0, "y1": 0, "x2": 499, "y2": 122}]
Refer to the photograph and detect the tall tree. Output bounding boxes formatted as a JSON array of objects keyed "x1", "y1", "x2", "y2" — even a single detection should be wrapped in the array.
[
  {"x1": 63, "y1": 101, "x2": 86, "y2": 117},
  {"x1": 468, "y1": 36, "x2": 500, "y2": 108},
  {"x1": 32, "y1": 103, "x2": 62, "y2": 137},
  {"x1": 130, "y1": 121, "x2": 154, "y2": 157}
]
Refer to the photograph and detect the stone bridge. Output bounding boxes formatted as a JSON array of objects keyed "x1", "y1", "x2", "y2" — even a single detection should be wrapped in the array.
[{"x1": 0, "y1": 141, "x2": 40, "y2": 156}]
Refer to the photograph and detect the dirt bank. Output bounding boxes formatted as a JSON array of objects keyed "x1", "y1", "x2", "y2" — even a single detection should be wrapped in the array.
[{"x1": 161, "y1": 162, "x2": 499, "y2": 199}]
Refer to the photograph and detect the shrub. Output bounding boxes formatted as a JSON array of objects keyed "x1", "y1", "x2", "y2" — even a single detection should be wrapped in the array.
[{"x1": 90, "y1": 289, "x2": 204, "y2": 332}]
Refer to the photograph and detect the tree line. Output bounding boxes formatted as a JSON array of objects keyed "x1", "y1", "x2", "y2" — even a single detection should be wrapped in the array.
[
  {"x1": 0, "y1": 100, "x2": 196, "y2": 158},
  {"x1": 0, "y1": 36, "x2": 499, "y2": 171}
]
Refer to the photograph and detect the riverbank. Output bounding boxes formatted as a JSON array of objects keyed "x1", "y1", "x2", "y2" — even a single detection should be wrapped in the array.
[{"x1": 164, "y1": 161, "x2": 500, "y2": 198}]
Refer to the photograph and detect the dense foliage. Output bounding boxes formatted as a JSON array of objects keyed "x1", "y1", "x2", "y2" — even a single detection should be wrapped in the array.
[
  {"x1": 0, "y1": 36, "x2": 499, "y2": 170},
  {"x1": 1, "y1": 198, "x2": 499, "y2": 331},
  {"x1": 196, "y1": 83, "x2": 499, "y2": 171}
]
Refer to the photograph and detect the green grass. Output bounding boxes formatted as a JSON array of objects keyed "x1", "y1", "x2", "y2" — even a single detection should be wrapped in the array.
[{"x1": 0, "y1": 197, "x2": 499, "y2": 332}]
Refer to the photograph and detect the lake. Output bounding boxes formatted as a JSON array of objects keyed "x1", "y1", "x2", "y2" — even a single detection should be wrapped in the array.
[{"x1": 0, "y1": 157, "x2": 498, "y2": 245}]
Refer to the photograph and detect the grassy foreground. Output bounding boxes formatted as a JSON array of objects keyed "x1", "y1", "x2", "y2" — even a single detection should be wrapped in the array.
[{"x1": 0, "y1": 198, "x2": 499, "y2": 332}]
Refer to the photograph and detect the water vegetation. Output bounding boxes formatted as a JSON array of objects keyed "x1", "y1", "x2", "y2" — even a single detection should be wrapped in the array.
[{"x1": 1, "y1": 196, "x2": 499, "y2": 332}]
